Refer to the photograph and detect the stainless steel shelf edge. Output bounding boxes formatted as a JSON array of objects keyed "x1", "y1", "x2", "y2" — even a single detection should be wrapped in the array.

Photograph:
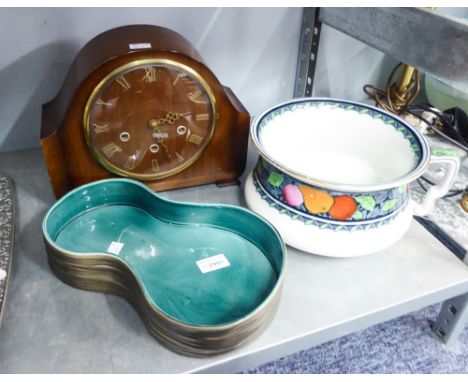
[{"x1": 319, "y1": 7, "x2": 468, "y2": 87}]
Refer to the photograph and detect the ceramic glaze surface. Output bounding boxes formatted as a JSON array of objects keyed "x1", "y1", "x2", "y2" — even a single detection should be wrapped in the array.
[
  {"x1": 54, "y1": 205, "x2": 276, "y2": 325},
  {"x1": 253, "y1": 159, "x2": 407, "y2": 231},
  {"x1": 44, "y1": 179, "x2": 285, "y2": 339},
  {"x1": 246, "y1": 98, "x2": 459, "y2": 257},
  {"x1": 252, "y1": 99, "x2": 428, "y2": 192},
  {"x1": 259, "y1": 106, "x2": 418, "y2": 184}
]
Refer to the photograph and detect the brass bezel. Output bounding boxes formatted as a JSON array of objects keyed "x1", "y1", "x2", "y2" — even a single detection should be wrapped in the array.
[{"x1": 83, "y1": 58, "x2": 217, "y2": 181}]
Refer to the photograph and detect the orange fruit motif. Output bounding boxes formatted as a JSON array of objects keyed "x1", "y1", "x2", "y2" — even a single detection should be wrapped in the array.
[
  {"x1": 299, "y1": 185, "x2": 334, "y2": 214},
  {"x1": 328, "y1": 195, "x2": 357, "y2": 220}
]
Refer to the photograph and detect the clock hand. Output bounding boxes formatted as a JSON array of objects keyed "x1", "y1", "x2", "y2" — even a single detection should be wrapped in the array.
[
  {"x1": 155, "y1": 128, "x2": 171, "y2": 158},
  {"x1": 165, "y1": 113, "x2": 177, "y2": 125},
  {"x1": 150, "y1": 112, "x2": 191, "y2": 130},
  {"x1": 148, "y1": 120, "x2": 171, "y2": 158},
  {"x1": 165, "y1": 112, "x2": 191, "y2": 125}
]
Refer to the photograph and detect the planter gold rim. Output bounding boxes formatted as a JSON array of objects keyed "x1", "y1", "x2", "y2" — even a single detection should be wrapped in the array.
[
  {"x1": 45, "y1": 244, "x2": 284, "y2": 356},
  {"x1": 250, "y1": 97, "x2": 431, "y2": 193},
  {"x1": 42, "y1": 178, "x2": 286, "y2": 334}
]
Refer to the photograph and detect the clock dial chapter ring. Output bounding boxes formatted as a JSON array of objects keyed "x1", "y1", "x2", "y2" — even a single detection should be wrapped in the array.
[{"x1": 83, "y1": 58, "x2": 217, "y2": 181}]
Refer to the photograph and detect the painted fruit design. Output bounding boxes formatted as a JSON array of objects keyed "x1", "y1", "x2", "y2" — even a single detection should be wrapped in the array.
[
  {"x1": 281, "y1": 183, "x2": 358, "y2": 221},
  {"x1": 282, "y1": 184, "x2": 303, "y2": 207},
  {"x1": 328, "y1": 195, "x2": 357, "y2": 220},
  {"x1": 299, "y1": 185, "x2": 334, "y2": 214}
]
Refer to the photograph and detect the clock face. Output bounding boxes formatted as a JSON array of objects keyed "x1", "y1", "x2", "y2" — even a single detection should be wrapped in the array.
[{"x1": 83, "y1": 59, "x2": 216, "y2": 180}]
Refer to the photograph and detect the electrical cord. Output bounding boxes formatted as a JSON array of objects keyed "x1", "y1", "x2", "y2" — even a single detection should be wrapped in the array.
[
  {"x1": 405, "y1": 104, "x2": 468, "y2": 153},
  {"x1": 363, "y1": 63, "x2": 420, "y2": 115},
  {"x1": 363, "y1": 63, "x2": 467, "y2": 204},
  {"x1": 405, "y1": 104, "x2": 468, "y2": 200},
  {"x1": 417, "y1": 176, "x2": 467, "y2": 199}
]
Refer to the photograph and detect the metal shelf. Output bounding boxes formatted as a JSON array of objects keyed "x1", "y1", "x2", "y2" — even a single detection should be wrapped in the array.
[
  {"x1": 295, "y1": 7, "x2": 468, "y2": 97},
  {"x1": 1, "y1": 149, "x2": 468, "y2": 372}
]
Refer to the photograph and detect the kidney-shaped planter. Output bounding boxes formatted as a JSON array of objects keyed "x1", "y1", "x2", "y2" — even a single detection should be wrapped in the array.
[{"x1": 43, "y1": 178, "x2": 286, "y2": 356}]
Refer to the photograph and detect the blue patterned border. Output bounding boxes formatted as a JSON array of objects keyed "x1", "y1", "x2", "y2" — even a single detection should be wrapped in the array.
[{"x1": 253, "y1": 160, "x2": 408, "y2": 231}]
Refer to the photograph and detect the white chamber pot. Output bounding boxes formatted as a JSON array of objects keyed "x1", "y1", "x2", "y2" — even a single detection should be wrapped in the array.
[{"x1": 244, "y1": 98, "x2": 460, "y2": 257}]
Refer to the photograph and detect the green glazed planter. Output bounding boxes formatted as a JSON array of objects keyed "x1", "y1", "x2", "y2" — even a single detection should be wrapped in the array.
[{"x1": 43, "y1": 179, "x2": 286, "y2": 356}]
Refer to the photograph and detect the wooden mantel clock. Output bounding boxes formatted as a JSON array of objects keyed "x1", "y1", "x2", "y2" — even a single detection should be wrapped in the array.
[{"x1": 41, "y1": 25, "x2": 250, "y2": 198}]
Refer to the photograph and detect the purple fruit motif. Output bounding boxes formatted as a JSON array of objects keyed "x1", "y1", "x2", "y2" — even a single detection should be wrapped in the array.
[{"x1": 282, "y1": 184, "x2": 304, "y2": 207}]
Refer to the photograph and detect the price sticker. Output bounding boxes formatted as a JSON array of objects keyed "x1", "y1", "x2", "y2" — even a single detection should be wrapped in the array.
[{"x1": 196, "y1": 254, "x2": 230, "y2": 274}]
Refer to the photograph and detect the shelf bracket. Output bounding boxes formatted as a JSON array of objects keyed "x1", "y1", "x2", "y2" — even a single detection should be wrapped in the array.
[
  {"x1": 432, "y1": 293, "x2": 468, "y2": 344},
  {"x1": 293, "y1": 7, "x2": 322, "y2": 98}
]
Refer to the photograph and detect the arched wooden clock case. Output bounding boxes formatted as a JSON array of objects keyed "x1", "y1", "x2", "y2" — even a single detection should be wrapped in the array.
[{"x1": 41, "y1": 25, "x2": 250, "y2": 198}]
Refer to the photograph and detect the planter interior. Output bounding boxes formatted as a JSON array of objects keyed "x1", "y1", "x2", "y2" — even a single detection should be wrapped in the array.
[{"x1": 44, "y1": 179, "x2": 285, "y2": 327}]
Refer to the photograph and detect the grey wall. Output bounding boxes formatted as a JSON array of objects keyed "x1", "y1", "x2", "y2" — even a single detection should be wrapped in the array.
[{"x1": 0, "y1": 7, "x2": 397, "y2": 153}]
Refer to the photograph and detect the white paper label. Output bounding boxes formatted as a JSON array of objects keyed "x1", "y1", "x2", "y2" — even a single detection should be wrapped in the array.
[
  {"x1": 107, "y1": 242, "x2": 124, "y2": 255},
  {"x1": 196, "y1": 254, "x2": 230, "y2": 274},
  {"x1": 152, "y1": 132, "x2": 169, "y2": 139},
  {"x1": 129, "y1": 42, "x2": 152, "y2": 50}
]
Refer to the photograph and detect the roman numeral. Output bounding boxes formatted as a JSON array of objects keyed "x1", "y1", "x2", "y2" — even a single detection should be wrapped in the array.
[
  {"x1": 175, "y1": 152, "x2": 184, "y2": 162},
  {"x1": 102, "y1": 142, "x2": 122, "y2": 158},
  {"x1": 187, "y1": 134, "x2": 203, "y2": 145},
  {"x1": 142, "y1": 67, "x2": 156, "y2": 82},
  {"x1": 92, "y1": 123, "x2": 109, "y2": 134},
  {"x1": 188, "y1": 90, "x2": 204, "y2": 103},
  {"x1": 116, "y1": 76, "x2": 131, "y2": 91},
  {"x1": 96, "y1": 99, "x2": 112, "y2": 107},
  {"x1": 124, "y1": 157, "x2": 136, "y2": 170},
  {"x1": 151, "y1": 159, "x2": 159, "y2": 171},
  {"x1": 195, "y1": 113, "x2": 209, "y2": 121},
  {"x1": 172, "y1": 73, "x2": 186, "y2": 86}
]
